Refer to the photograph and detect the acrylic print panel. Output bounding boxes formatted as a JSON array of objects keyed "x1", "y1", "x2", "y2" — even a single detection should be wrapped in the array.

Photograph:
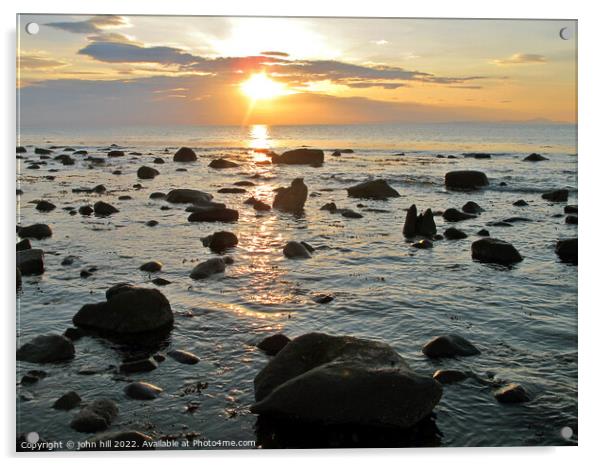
[{"x1": 16, "y1": 15, "x2": 577, "y2": 451}]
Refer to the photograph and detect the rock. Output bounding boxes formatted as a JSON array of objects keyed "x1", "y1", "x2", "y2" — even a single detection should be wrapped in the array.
[
  {"x1": 283, "y1": 241, "x2": 312, "y2": 259},
  {"x1": 187, "y1": 207, "x2": 239, "y2": 222},
  {"x1": 566, "y1": 215, "x2": 578, "y2": 225},
  {"x1": 513, "y1": 199, "x2": 528, "y2": 206},
  {"x1": 53, "y1": 391, "x2": 81, "y2": 410},
  {"x1": 258, "y1": 334, "x2": 291, "y2": 356},
  {"x1": 165, "y1": 189, "x2": 213, "y2": 204},
  {"x1": 73, "y1": 285, "x2": 173, "y2": 334},
  {"x1": 471, "y1": 237, "x2": 523, "y2": 265},
  {"x1": 542, "y1": 189, "x2": 569, "y2": 202},
  {"x1": 494, "y1": 383, "x2": 530, "y2": 403},
  {"x1": 146, "y1": 220, "x2": 158, "y2": 227},
  {"x1": 140, "y1": 261, "x2": 163, "y2": 273},
  {"x1": 137, "y1": 166, "x2": 159, "y2": 179},
  {"x1": 462, "y1": 201, "x2": 483, "y2": 214},
  {"x1": 73, "y1": 150, "x2": 87, "y2": 155},
  {"x1": 168, "y1": 350, "x2": 200, "y2": 365},
  {"x1": 124, "y1": 381, "x2": 163, "y2": 400},
  {"x1": 403, "y1": 205, "x2": 418, "y2": 236},
  {"x1": 93, "y1": 201, "x2": 119, "y2": 216},
  {"x1": 433, "y1": 369, "x2": 468, "y2": 384},
  {"x1": 313, "y1": 294, "x2": 335, "y2": 304},
  {"x1": 202, "y1": 231, "x2": 238, "y2": 252},
  {"x1": 564, "y1": 205, "x2": 578, "y2": 214},
  {"x1": 339, "y1": 209, "x2": 363, "y2": 219},
  {"x1": 21, "y1": 370, "x2": 47, "y2": 385},
  {"x1": 443, "y1": 208, "x2": 476, "y2": 222},
  {"x1": 81, "y1": 431, "x2": 154, "y2": 451},
  {"x1": 16, "y1": 249, "x2": 44, "y2": 275},
  {"x1": 173, "y1": 147, "x2": 197, "y2": 162},
  {"x1": 70, "y1": 399, "x2": 118, "y2": 433},
  {"x1": 422, "y1": 334, "x2": 480, "y2": 358},
  {"x1": 16, "y1": 239, "x2": 31, "y2": 251},
  {"x1": 93, "y1": 184, "x2": 107, "y2": 194},
  {"x1": 107, "y1": 150, "x2": 125, "y2": 157},
  {"x1": 273, "y1": 178, "x2": 308, "y2": 213},
  {"x1": 271, "y1": 148, "x2": 324, "y2": 165},
  {"x1": 152, "y1": 277, "x2": 171, "y2": 286},
  {"x1": 523, "y1": 153, "x2": 548, "y2": 162},
  {"x1": 54, "y1": 154, "x2": 74, "y2": 165},
  {"x1": 251, "y1": 333, "x2": 442, "y2": 429},
  {"x1": 17, "y1": 223, "x2": 52, "y2": 240},
  {"x1": 412, "y1": 239, "x2": 433, "y2": 249},
  {"x1": 119, "y1": 357, "x2": 158, "y2": 373},
  {"x1": 347, "y1": 179, "x2": 400, "y2": 200},
  {"x1": 63, "y1": 327, "x2": 84, "y2": 341},
  {"x1": 503, "y1": 217, "x2": 532, "y2": 223},
  {"x1": 209, "y1": 158, "x2": 239, "y2": 169},
  {"x1": 403, "y1": 205, "x2": 437, "y2": 237},
  {"x1": 218, "y1": 187, "x2": 246, "y2": 194},
  {"x1": 189, "y1": 257, "x2": 227, "y2": 279},
  {"x1": 444, "y1": 227, "x2": 467, "y2": 240},
  {"x1": 17, "y1": 333, "x2": 75, "y2": 363},
  {"x1": 234, "y1": 180, "x2": 255, "y2": 186},
  {"x1": 79, "y1": 205, "x2": 93, "y2": 216},
  {"x1": 556, "y1": 238, "x2": 577, "y2": 264},
  {"x1": 118, "y1": 195, "x2": 132, "y2": 200},
  {"x1": 463, "y1": 152, "x2": 491, "y2": 159},
  {"x1": 149, "y1": 192, "x2": 166, "y2": 199},
  {"x1": 320, "y1": 202, "x2": 338, "y2": 213},
  {"x1": 35, "y1": 200, "x2": 56, "y2": 212},
  {"x1": 17, "y1": 146, "x2": 27, "y2": 153},
  {"x1": 153, "y1": 157, "x2": 164, "y2": 164},
  {"x1": 16, "y1": 267, "x2": 21, "y2": 289},
  {"x1": 444, "y1": 171, "x2": 489, "y2": 189},
  {"x1": 253, "y1": 200, "x2": 271, "y2": 211},
  {"x1": 35, "y1": 148, "x2": 52, "y2": 155}
]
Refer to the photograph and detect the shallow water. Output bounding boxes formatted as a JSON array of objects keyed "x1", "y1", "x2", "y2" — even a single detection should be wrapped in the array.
[{"x1": 16, "y1": 123, "x2": 577, "y2": 448}]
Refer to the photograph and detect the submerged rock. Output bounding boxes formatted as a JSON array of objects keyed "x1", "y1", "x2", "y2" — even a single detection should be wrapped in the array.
[
  {"x1": 187, "y1": 207, "x2": 239, "y2": 223},
  {"x1": 556, "y1": 238, "x2": 577, "y2": 264},
  {"x1": 190, "y1": 257, "x2": 227, "y2": 279},
  {"x1": 202, "y1": 231, "x2": 238, "y2": 252},
  {"x1": 273, "y1": 178, "x2": 308, "y2": 213},
  {"x1": 542, "y1": 189, "x2": 569, "y2": 202},
  {"x1": 444, "y1": 227, "x2": 467, "y2": 240},
  {"x1": 422, "y1": 334, "x2": 480, "y2": 358},
  {"x1": 168, "y1": 350, "x2": 200, "y2": 365},
  {"x1": 444, "y1": 171, "x2": 489, "y2": 190},
  {"x1": 53, "y1": 391, "x2": 81, "y2": 410},
  {"x1": 17, "y1": 333, "x2": 75, "y2": 363},
  {"x1": 283, "y1": 241, "x2": 312, "y2": 259},
  {"x1": 347, "y1": 179, "x2": 400, "y2": 200},
  {"x1": 432, "y1": 369, "x2": 468, "y2": 384},
  {"x1": 70, "y1": 399, "x2": 118, "y2": 433},
  {"x1": 173, "y1": 147, "x2": 197, "y2": 162},
  {"x1": 412, "y1": 239, "x2": 433, "y2": 249},
  {"x1": 17, "y1": 224, "x2": 52, "y2": 240},
  {"x1": 124, "y1": 381, "x2": 163, "y2": 400},
  {"x1": 443, "y1": 208, "x2": 476, "y2": 222},
  {"x1": 258, "y1": 334, "x2": 291, "y2": 356},
  {"x1": 119, "y1": 357, "x2": 158, "y2": 373},
  {"x1": 523, "y1": 153, "x2": 548, "y2": 162},
  {"x1": 494, "y1": 383, "x2": 530, "y2": 403},
  {"x1": 471, "y1": 237, "x2": 523, "y2": 265},
  {"x1": 107, "y1": 150, "x2": 124, "y2": 157},
  {"x1": 461, "y1": 201, "x2": 483, "y2": 214},
  {"x1": 166, "y1": 189, "x2": 213, "y2": 204},
  {"x1": 513, "y1": 199, "x2": 528, "y2": 207},
  {"x1": 209, "y1": 158, "x2": 239, "y2": 169},
  {"x1": 17, "y1": 249, "x2": 44, "y2": 275},
  {"x1": 271, "y1": 148, "x2": 324, "y2": 165},
  {"x1": 93, "y1": 201, "x2": 119, "y2": 216},
  {"x1": 140, "y1": 261, "x2": 163, "y2": 273},
  {"x1": 251, "y1": 333, "x2": 442, "y2": 429}
]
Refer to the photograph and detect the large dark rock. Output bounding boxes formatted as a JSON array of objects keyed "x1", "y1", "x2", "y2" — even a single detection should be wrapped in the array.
[
  {"x1": 471, "y1": 237, "x2": 523, "y2": 265},
  {"x1": 444, "y1": 227, "x2": 467, "y2": 240},
  {"x1": 139, "y1": 261, "x2": 162, "y2": 272},
  {"x1": 542, "y1": 189, "x2": 569, "y2": 202},
  {"x1": 16, "y1": 249, "x2": 44, "y2": 275},
  {"x1": 189, "y1": 257, "x2": 228, "y2": 279},
  {"x1": 107, "y1": 150, "x2": 124, "y2": 157},
  {"x1": 494, "y1": 383, "x2": 530, "y2": 403},
  {"x1": 17, "y1": 333, "x2": 75, "y2": 363},
  {"x1": 271, "y1": 149, "x2": 324, "y2": 165},
  {"x1": 258, "y1": 334, "x2": 291, "y2": 356},
  {"x1": 443, "y1": 208, "x2": 476, "y2": 222},
  {"x1": 347, "y1": 179, "x2": 400, "y2": 200},
  {"x1": 202, "y1": 231, "x2": 238, "y2": 252},
  {"x1": 137, "y1": 166, "x2": 159, "y2": 179},
  {"x1": 444, "y1": 171, "x2": 489, "y2": 190},
  {"x1": 173, "y1": 147, "x2": 197, "y2": 162},
  {"x1": 187, "y1": 206, "x2": 239, "y2": 222},
  {"x1": 273, "y1": 178, "x2": 308, "y2": 213},
  {"x1": 17, "y1": 224, "x2": 52, "y2": 240},
  {"x1": 70, "y1": 399, "x2": 118, "y2": 433},
  {"x1": 556, "y1": 238, "x2": 577, "y2": 264},
  {"x1": 16, "y1": 239, "x2": 31, "y2": 251},
  {"x1": 403, "y1": 205, "x2": 436, "y2": 237},
  {"x1": 209, "y1": 158, "x2": 239, "y2": 169},
  {"x1": 462, "y1": 201, "x2": 483, "y2": 214},
  {"x1": 93, "y1": 201, "x2": 119, "y2": 216},
  {"x1": 73, "y1": 285, "x2": 173, "y2": 334},
  {"x1": 16, "y1": 146, "x2": 27, "y2": 153},
  {"x1": 422, "y1": 334, "x2": 480, "y2": 358},
  {"x1": 53, "y1": 391, "x2": 81, "y2": 410},
  {"x1": 35, "y1": 200, "x2": 56, "y2": 212},
  {"x1": 166, "y1": 189, "x2": 213, "y2": 204},
  {"x1": 251, "y1": 333, "x2": 442, "y2": 429},
  {"x1": 283, "y1": 241, "x2": 312, "y2": 259},
  {"x1": 523, "y1": 153, "x2": 548, "y2": 162}
]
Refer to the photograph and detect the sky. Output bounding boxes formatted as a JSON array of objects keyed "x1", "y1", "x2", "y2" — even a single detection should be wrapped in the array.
[{"x1": 17, "y1": 15, "x2": 577, "y2": 127}]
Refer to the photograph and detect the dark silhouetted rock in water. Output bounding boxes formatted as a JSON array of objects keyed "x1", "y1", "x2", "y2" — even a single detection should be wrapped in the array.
[
  {"x1": 444, "y1": 227, "x2": 467, "y2": 240},
  {"x1": 17, "y1": 223, "x2": 52, "y2": 239},
  {"x1": 35, "y1": 148, "x2": 52, "y2": 155},
  {"x1": 209, "y1": 158, "x2": 239, "y2": 169},
  {"x1": 444, "y1": 171, "x2": 489, "y2": 190},
  {"x1": 17, "y1": 249, "x2": 44, "y2": 275},
  {"x1": 273, "y1": 178, "x2": 308, "y2": 213},
  {"x1": 513, "y1": 199, "x2": 528, "y2": 206},
  {"x1": 73, "y1": 285, "x2": 173, "y2": 334},
  {"x1": 523, "y1": 153, "x2": 548, "y2": 162},
  {"x1": 35, "y1": 200, "x2": 56, "y2": 212},
  {"x1": 339, "y1": 209, "x2": 363, "y2": 219},
  {"x1": 107, "y1": 150, "x2": 124, "y2": 157},
  {"x1": 93, "y1": 201, "x2": 119, "y2": 216},
  {"x1": 189, "y1": 257, "x2": 228, "y2": 279},
  {"x1": 79, "y1": 205, "x2": 93, "y2": 216},
  {"x1": 403, "y1": 205, "x2": 437, "y2": 237},
  {"x1": 542, "y1": 189, "x2": 568, "y2": 202},
  {"x1": 283, "y1": 241, "x2": 312, "y2": 259},
  {"x1": 258, "y1": 334, "x2": 291, "y2": 356},
  {"x1": 53, "y1": 391, "x2": 81, "y2": 410},
  {"x1": 471, "y1": 237, "x2": 522, "y2": 265},
  {"x1": 124, "y1": 381, "x2": 163, "y2": 400},
  {"x1": 564, "y1": 205, "x2": 578, "y2": 214},
  {"x1": 556, "y1": 238, "x2": 577, "y2": 265},
  {"x1": 173, "y1": 147, "x2": 197, "y2": 162},
  {"x1": 137, "y1": 166, "x2": 159, "y2": 179},
  {"x1": 152, "y1": 277, "x2": 171, "y2": 286},
  {"x1": 218, "y1": 187, "x2": 246, "y2": 194},
  {"x1": 566, "y1": 215, "x2": 578, "y2": 225},
  {"x1": 347, "y1": 179, "x2": 400, "y2": 200},
  {"x1": 17, "y1": 146, "x2": 26, "y2": 153},
  {"x1": 443, "y1": 208, "x2": 476, "y2": 222},
  {"x1": 70, "y1": 399, "x2": 118, "y2": 433},
  {"x1": 16, "y1": 239, "x2": 31, "y2": 251},
  {"x1": 494, "y1": 383, "x2": 530, "y2": 403},
  {"x1": 422, "y1": 334, "x2": 480, "y2": 358},
  {"x1": 202, "y1": 231, "x2": 238, "y2": 252},
  {"x1": 320, "y1": 202, "x2": 338, "y2": 213},
  {"x1": 140, "y1": 261, "x2": 162, "y2": 272},
  {"x1": 462, "y1": 201, "x2": 483, "y2": 214},
  {"x1": 119, "y1": 357, "x2": 158, "y2": 373},
  {"x1": 412, "y1": 239, "x2": 433, "y2": 249},
  {"x1": 433, "y1": 369, "x2": 468, "y2": 384},
  {"x1": 81, "y1": 431, "x2": 154, "y2": 451},
  {"x1": 166, "y1": 189, "x2": 213, "y2": 204},
  {"x1": 271, "y1": 149, "x2": 324, "y2": 165},
  {"x1": 17, "y1": 333, "x2": 75, "y2": 363},
  {"x1": 168, "y1": 350, "x2": 200, "y2": 365},
  {"x1": 187, "y1": 207, "x2": 239, "y2": 223},
  {"x1": 463, "y1": 152, "x2": 491, "y2": 159},
  {"x1": 251, "y1": 333, "x2": 442, "y2": 429}
]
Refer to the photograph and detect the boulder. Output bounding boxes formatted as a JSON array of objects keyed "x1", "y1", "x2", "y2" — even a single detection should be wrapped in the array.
[
  {"x1": 566, "y1": 215, "x2": 578, "y2": 225},
  {"x1": 422, "y1": 334, "x2": 480, "y2": 358},
  {"x1": 140, "y1": 261, "x2": 162, "y2": 272},
  {"x1": 173, "y1": 147, "x2": 197, "y2": 162},
  {"x1": 35, "y1": 148, "x2": 52, "y2": 155},
  {"x1": 403, "y1": 205, "x2": 436, "y2": 237},
  {"x1": 523, "y1": 153, "x2": 548, "y2": 162},
  {"x1": 17, "y1": 146, "x2": 27, "y2": 153},
  {"x1": 556, "y1": 238, "x2": 577, "y2": 265},
  {"x1": 444, "y1": 227, "x2": 467, "y2": 240},
  {"x1": 16, "y1": 239, "x2": 31, "y2": 251},
  {"x1": 444, "y1": 171, "x2": 489, "y2": 190},
  {"x1": 54, "y1": 154, "x2": 74, "y2": 165},
  {"x1": 73, "y1": 285, "x2": 173, "y2": 334},
  {"x1": 149, "y1": 192, "x2": 166, "y2": 199},
  {"x1": 271, "y1": 149, "x2": 324, "y2": 165},
  {"x1": 153, "y1": 157, "x2": 165, "y2": 164},
  {"x1": 320, "y1": 202, "x2": 338, "y2": 213},
  {"x1": 542, "y1": 189, "x2": 569, "y2": 202},
  {"x1": 273, "y1": 178, "x2": 308, "y2": 213},
  {"x1": 53, "y1": 391, "x2": 81, "y2": 410},
  {"x1": 137, "y1": 166, "x2": 159, "y2": 180},
  {"x1": 70, "y1": 399, "x2": 118, "y2": 433},
  {"x1": 166, "y1": 189, "x2": 213, "y2": 204},
  {"x1": 209, "y1": 158, "x2": 239, "y2": 169},
  {"x1": 251, "y1": 333, "x2": 442, "y2": 429},
  {"x1": 93, "y1": 201, "x2": 119, "y2": 216},
  {"x1": 190, "y1": 258, "x2": 227, "y2": 279},
  {"x1": 433, "y1": 369, "x2": 468, "y2": 384},
  {"x1": 202, "y1": 231, "x2": 238, "y2": 252},
  {"x1": 17, "y1": 224, "x2": 52, "y2": 240},
  {"x1": 258, "y1": 334, "x2": 291, "y2": 356},
  {"x1": 187, "y1": 207, "x2": 239, "y2": 222},
  {"x1": 443, "y1": 208, "x2": 476, "y2": 222},
  {"x1": 79, "y1": 205, "x2": 93, "y2": 216},
  {"x1": 35, "y1": 200, "x2": 56, "y2": 212},
  {"x1": 168, "y1": 350, "x2": 200, "y2": 365},
  {"x1": 283, "y1": 241, "x2": 312, "y2": 259},
  {"x1": 494, "y1": 383, "x2": 530, "y2": 403},
  {"x1": 471, "y1": 237, "x2": 523, "y2": 265},
  {"x1": 513, "y1": 199, "x2": 528, "y2": 206},
  {"x1": 119, "y1": 357, "x2": 158, "y2": 373},
  {"x1": 17, "y1": 333, "x2": 75, "y2": 363},
  {"x1": 462, "y1": 201, "x2": 483, "y2": 214},
  {"x1": 107, "y1": 150, "x2": 124, "y2": 157},
  {"x1": 16, "y1": 249, "x2": 44, "y2": 275},
  {"x1": 347, "y1": 179, "x2": 400, "y2": 200},
  {"x1": 124, "y1": 382, "x2": 163, "y2": 400},
  {"x1": 564, "y1": 205, "x2": 578, "y2": 214}
]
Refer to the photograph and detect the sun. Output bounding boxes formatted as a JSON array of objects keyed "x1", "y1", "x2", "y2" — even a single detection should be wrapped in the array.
[{"x1": 240, "y1": 73, "x2": 288, "y2": 100}]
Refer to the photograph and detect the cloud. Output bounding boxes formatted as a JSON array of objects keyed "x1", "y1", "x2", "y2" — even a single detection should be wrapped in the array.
[
  {"x1": 260, "y1": 51, "x2": 289, "y2": 57},
  {"x1": 78, "y1": 42, "x2": 199, "y2": 66},
  {"x1": 46, "y1": 15, "x2": 127, "y2": 34},
  {"x1": 371, "y1": 40, "x2": 389, "y2": 45},
  {"x1": 493, "y1": 53, "x2": 547, "y2": 65},
  {"x1": 18, "y1": 52, "x2": 68, "y2": 70}
]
